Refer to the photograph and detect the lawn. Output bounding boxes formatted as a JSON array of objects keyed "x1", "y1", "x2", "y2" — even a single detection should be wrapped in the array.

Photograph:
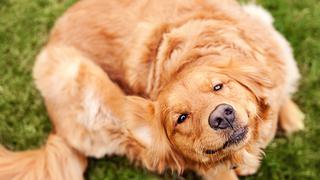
[{"x1": 0, "y1": 0, "x2": 319, "y2": 179}]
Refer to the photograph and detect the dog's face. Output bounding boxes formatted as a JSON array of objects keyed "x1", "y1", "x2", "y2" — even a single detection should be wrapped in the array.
[
  {"x1": 131, "y1": 22, "x2": 274, "y2": 171},
  {"x1": 157, "y1": 65, "x2": 258, "y2": 164}
]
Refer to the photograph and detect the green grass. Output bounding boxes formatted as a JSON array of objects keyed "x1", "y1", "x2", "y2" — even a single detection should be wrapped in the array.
[{"x1": 0, "y1": 0, "x2": 319, "y2": 179}]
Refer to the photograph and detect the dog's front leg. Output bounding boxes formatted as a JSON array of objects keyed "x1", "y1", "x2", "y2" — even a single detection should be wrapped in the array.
[{"x1": 200, "y1": 168, "x2": 238, "y2": 180}]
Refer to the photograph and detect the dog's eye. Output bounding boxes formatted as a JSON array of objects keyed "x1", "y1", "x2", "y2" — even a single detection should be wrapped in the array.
[
  {"x1": 177, "y1": 114, "x2": 188, "y2": 124},
  {"x1": 213, "y1": 83, "x2": 223, "y2": 91}
]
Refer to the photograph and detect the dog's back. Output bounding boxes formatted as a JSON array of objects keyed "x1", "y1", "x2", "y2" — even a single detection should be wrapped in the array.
[{"x1": 47, "y1": 0, "x2": 241, "y2": 91}]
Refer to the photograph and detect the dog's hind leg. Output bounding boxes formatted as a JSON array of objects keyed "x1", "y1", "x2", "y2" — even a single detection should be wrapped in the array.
[
  {"x1": 33, "y1": 45, "x2": 152, "y2": 158},
  {"x1": 0, "y1": 45, "x2": 158, "y2": 179}
]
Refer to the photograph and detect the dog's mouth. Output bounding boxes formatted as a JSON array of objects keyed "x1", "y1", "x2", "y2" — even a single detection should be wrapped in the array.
[{"x1": 204, "y1": 126, "x2": 248, "y2": 155}]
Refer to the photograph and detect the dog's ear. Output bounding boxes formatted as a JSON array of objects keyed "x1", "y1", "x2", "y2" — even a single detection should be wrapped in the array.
[
  {"x1": 124, "y1": 96, "x2": 156, "y2": 148},
  {"x1": 146, "y1": 101, "x2": 185, "y2": 173},
  {"x1": 124, "y1": 97, "x2": 184, "y2": 173},
  {"x1": 148, "y1": 34, "x2": 187, "y2": 98},
  {"x1": 219, "y1": 59, "x2": 274, "y2": 102}
]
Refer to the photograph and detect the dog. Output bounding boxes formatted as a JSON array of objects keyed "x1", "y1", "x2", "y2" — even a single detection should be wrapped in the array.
[{"x1": 0, "y1": 0, "x2": 304, "y2": 179}]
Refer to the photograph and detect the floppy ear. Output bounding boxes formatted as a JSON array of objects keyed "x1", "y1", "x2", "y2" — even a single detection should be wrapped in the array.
[
  {"x1": 124, "y1": 96, "x2": 156, "y2": 148},
  {"x1": 124, "y1": 97, "x2": 184, "y2": 173},
  {"x1": 219, "y1": 59, "x2": 274, "y2": 102},
  {"x1": 148, "y1": 34, "x2": 187, "y2": 98},
  {"x1": 146, "y1": 102, "x2": 185, "y2": 173}
]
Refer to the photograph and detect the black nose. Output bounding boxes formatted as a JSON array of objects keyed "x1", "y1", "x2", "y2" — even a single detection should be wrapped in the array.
[{"x1": 208, "y1": 104, "x2": 235, "y2": 130}]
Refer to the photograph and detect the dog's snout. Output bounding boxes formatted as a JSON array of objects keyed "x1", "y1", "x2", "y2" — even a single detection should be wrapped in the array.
[{"x1": 209, "y1": 104, "x2": 235, "y2": 130}]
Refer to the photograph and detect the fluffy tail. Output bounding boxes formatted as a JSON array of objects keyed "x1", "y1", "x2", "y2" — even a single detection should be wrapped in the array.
[{"x1": 0, "y1": 134, "x2": 87, "y2": 180}]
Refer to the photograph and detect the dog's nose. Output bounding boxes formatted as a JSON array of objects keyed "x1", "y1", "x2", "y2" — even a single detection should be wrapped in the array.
[{"x1": 208, "y1": 104, "x2": 235, "y2": 130}]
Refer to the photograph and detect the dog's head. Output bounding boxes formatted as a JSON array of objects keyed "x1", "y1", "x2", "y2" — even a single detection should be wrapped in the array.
[
  {"x1": 128, "y1": 20, "x2": 275, "y2": 172},
  {"x1": 155, "y1": 60, "x2": 272, "y2": 167}
]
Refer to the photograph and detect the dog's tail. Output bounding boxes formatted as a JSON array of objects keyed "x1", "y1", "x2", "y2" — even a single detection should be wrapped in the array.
[{"x1": 0, "y1": 134, "x2": 87, "y2": 180}]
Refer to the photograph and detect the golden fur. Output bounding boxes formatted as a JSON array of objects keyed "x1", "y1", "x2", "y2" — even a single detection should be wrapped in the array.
[{"x1": 0, "y1": 0, "x2": 304, "y2": 179}]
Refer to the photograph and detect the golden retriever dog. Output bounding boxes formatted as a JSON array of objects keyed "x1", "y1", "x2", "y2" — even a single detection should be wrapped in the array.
[{"x1": 0, "y1": 0, "x2": 304, "y2": 179}]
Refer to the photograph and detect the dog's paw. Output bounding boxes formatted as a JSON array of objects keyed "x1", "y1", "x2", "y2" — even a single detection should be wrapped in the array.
[
  {"x1": 235, "y1": 164, "x2": 259, "y2": 176},
  {"x1": 280, "y1": 99, "x2": 305, "y2": 135},
  {"x1": 281, "y1": 112, "x2": 305, "y2": 135}
]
